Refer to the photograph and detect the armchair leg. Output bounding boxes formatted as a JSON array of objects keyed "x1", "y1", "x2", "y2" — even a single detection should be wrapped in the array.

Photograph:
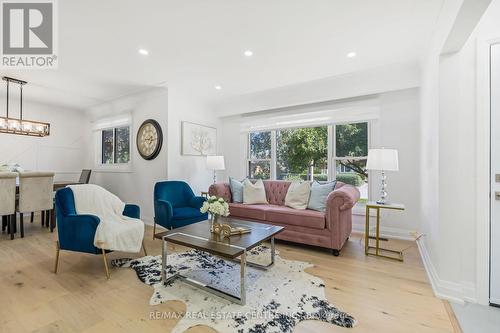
[
  {"x1": 54, "y1": 241, "x2": 60, "y2": 274},
  {"x1": 31, "y1": 212, "x2": 34, "y2": 223},
  {"x1": 142, "y1": 240, "x2": 148, "y2": 256},
  {"x1": 102, "y1": 249, "x2": 110, "y2": 279},
  {"x1": 152, "y1": 221, "x2": 156, "y2": 240}
]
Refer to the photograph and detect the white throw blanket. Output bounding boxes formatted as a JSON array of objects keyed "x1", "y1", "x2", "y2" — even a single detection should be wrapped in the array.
[{"x1": 68, "y1": 184, "x2": 144, "y2": 253}]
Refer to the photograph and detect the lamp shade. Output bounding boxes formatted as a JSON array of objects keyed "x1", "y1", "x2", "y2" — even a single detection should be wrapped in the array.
[
  {"x1": 206, "y1": 155, "x2": 225, "y2": 170},
  {"x1": 366, "y1": 148, "x2": 399, "y2": 171}
]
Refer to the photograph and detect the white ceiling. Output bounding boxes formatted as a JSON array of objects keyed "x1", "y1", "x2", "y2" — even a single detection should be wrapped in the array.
[{"x1": 0, "y1": 0, "x2": 443, "y2": 111}]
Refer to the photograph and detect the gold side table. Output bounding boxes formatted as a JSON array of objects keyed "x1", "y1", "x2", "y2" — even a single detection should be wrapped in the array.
[
  {"x1": 365, "y1": 201, "x2": 405, "y2": 261},
  {"x1": 201, "y1": 191, "x2": 209, "y2": 198}
]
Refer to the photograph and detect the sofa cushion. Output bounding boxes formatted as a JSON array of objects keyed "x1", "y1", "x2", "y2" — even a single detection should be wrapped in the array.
[
  {"x1": 285, "y1": 181, "x2": 311, "y2": 210},
  {"x1": 308, "y1": 180, "x2": 337, "y2": 212},
  {"x1": 265, "y1": 205, "x2": 326, "y2": 229},
  {"x1": 173, "y1": 207, "x2": 205, "y2": 220},
  {"x1": 243, "y1": 179, "x2": 268, "y2": 204},
  {"x1": 229, "y1": 177, "x2": 245, "y2": 203},
  {"x1": 229, "y1": 203, "x2": 267, "y2": 220}
]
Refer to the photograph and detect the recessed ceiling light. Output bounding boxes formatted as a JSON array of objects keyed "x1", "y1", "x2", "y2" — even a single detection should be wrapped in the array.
[
  {"x1": 215, "y1": 85, "x2": 222, "y2": 90},
  {"x1": 244, "y1": 50, "x2": 253, "y2": 57},
  {"x1": 138, "y1": 48, "x2": 149, "y2": 55},
  {"x1": 347, "y1": 52, "x2": 357, "y2": 58}
]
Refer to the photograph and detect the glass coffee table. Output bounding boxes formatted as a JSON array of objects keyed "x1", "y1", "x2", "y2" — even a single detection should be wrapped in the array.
[{"x1": 154, "y1": 219, "x2": 284, "y2": 305}]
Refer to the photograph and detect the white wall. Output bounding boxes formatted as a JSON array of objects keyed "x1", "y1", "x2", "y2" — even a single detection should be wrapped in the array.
[
  {"x1": 418, "y1": 0, "x2": 499, "y2": 304},
  {"x1": 417, "y1": 0, "x2": 459, "y2": 303},
  {"x1": 86, "y1": 87, "x2": 220, "y2": 225},
  {"x1": 219, "y1": 88, "x2": 421, "y2": 239},
  {"x1": 88, "y1": 89, "x2": 168, "y2": 224},
  {"x1": 215, "y1": 62, "x2": 419, "y2": 117},
  {"x1": 366, "y1": 89, "x2": 421, "y2": 238},
  {"x1": 0, "y1": 99, "x2": 91, "y2": 181},
  {"x1": 167, "y1": 88, "x2": 220, "y2": 195}
]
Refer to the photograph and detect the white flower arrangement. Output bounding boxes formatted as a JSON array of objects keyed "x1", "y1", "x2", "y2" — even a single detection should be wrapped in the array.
[{"x1": 200, "y1": 196, "x2": 230, "y2": 217}]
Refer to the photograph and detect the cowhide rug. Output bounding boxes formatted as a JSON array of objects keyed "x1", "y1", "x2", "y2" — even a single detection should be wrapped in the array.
[{"x1": 112, "y1": 245, "x2": 356, "y2": 333}]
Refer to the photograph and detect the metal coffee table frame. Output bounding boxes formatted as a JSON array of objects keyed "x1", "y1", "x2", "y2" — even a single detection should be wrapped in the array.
[{"x1": 161, "y1": 232, "x2": 275, "y2": 305}]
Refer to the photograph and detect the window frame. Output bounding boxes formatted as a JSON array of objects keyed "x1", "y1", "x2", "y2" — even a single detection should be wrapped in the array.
[
  {"x1": 101, "y1": 128, "x2": 114, "y2": 165},
  {"x1": 332, "y1": 121, "x2": 370, "y2": 212},
  {"x1": 246, "y1": 121, "x2": 371, "y2": 209},
  {"x1": 247, "y1": 130, "x2": 274, "y2": 179},
  {"x1": 95, "y1": 124, "x2": 132, "y2": 172},
  {"x1": 331, "y1": 121, "x2": 370, "y2": 178},
  {"x1": 112, "y1": 126, "x2": 131, "y2": 164},
  {"x1": 275, "y1": 126, "x2": 329, "y2": 181}
]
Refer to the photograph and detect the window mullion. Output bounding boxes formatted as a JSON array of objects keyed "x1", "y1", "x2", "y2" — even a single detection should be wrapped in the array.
[
  {"x1": 367, "y1": 121, "x2": 372, "y2": 201},
  {"x1": 271, "y1": 130, "x2": 277, "y2": 180},
  {"x1": 113, "y1": 128, "x2": 117, "y2": 164},
  {"x1": 101, "y1": 130, "x2": 105, "y2": 164},
  {"x1": 328, "y1": 125, "x2": 333, "y2": 182}
]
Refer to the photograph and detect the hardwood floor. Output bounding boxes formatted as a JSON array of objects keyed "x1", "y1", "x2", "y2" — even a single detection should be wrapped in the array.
[{"x1": 0, "y1": 218, "x2": 457, "y2": 333}]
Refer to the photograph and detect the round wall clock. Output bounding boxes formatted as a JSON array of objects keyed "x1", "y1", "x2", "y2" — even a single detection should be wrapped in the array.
[{"x1": 136, "y1": 119, "x2": 163, "y2": 160}]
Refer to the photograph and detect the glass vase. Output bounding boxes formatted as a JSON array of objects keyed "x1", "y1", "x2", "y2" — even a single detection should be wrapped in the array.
[{"x1": 210, "y1": 214, "x2": 219, "y2": 232}]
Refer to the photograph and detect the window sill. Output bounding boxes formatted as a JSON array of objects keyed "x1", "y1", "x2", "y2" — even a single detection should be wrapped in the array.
[{"x1": 93, "y1": 163, "x2": 133, "y2": 173}]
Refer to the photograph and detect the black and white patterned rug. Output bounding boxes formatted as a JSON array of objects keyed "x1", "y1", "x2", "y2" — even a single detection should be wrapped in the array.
[{"x1": 112, "y1": 246, "x2": 356, "y2": 333}]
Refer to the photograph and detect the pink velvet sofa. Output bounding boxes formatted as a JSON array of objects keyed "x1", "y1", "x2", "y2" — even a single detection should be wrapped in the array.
[{"x1": 208, "y1": 180, "x2": 360, "y2": 255}]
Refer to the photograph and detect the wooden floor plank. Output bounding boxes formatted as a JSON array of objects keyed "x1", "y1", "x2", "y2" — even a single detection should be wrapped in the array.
[{"x1": 0, "y1": 219, "x2": 455, "y2": 333}]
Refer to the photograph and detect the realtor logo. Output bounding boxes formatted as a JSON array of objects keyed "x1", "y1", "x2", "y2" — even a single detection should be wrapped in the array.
[{"x1": 1, "y1": 0, "x2": 58, "y2": 68}]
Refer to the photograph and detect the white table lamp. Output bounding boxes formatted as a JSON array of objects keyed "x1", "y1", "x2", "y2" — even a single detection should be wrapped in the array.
[
  {"x1": 206, "y1": 155, "x2": 225, "y2": 184},
  {"x1": 366, "y1": 148, "x2": 399, "y2": 204}
]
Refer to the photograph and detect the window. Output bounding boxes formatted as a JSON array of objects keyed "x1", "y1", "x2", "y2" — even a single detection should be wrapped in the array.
[
  {"x1": 100, "y1": 126, "x2": 130, "y2": 165},
  {"x1": 247, "y1": 121, "x2": 370, "y2": 204},
  {"x1": 276, "y1": 126, "x2": 328, "y2": 181},
  {"x1": 248, "y1": 131, "x2": 271, "y2": 179},
  {"x1": 333, "y1": 122, "x2": 368, "y2": 203}
]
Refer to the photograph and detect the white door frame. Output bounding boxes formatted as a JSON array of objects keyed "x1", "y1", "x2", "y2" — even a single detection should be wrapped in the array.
[{"x1": 476, "y1": 36, "x2": 500, "y2": 305}]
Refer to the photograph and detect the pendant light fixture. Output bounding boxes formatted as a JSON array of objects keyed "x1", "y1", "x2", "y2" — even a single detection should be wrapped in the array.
[{"x1": 0, "y1": 76, "x2": 50, "y2": 137}]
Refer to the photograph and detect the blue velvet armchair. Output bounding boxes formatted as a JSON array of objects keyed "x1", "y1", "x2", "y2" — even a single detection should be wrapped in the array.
[
  {"x1": 153, "y1": 181, "x2": 208, "y2": 236},
  {"x1": 54, "y1": 187, "x2": 145, "y2": 279}
]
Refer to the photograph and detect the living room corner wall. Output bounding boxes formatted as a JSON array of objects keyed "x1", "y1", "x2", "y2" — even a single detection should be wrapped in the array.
[
  {"x1": 166, "y1": 87, "x2": 221, "y2": 195},
  {"x1": 418, "y1": 0, "x2": 497, "y2": 305},
  {"x1": 0, "y1": 99, "x2": 91, "y2": 182},
  {"x1": 87, "y1": 88, "x2": 169, "y2": 225},
  {"x1": 86, "y1": 86, "x2": 220, "y2": 226}
]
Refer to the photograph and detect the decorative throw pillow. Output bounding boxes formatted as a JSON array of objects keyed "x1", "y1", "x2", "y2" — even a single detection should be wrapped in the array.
[
  {"x1": 285, "y1": 181, "x2": 311, "y2": 210},
  {"x1": 229, "y1": 177, "x2": 245, "y2": 203},
  {"x1": 243, "y1": 179, "x2": 268, "y2": 204},
  {"x1": 307, "y1": 180, "x2": 337, "y2": 212}
]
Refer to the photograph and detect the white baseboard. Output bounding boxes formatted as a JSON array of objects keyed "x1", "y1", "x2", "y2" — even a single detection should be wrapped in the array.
[
  {"x1": 352, "y1": 222, "x2": 415, "y2": 241},
  {"x1": 416, "y1": 237, "x2": 477, "y2": 304},
  {"x1": 490, "y1": 297, "x2": 500, "y2": 306},
  {"x1": 143, "y1": 217, "x2": 154, "y2": 226}
]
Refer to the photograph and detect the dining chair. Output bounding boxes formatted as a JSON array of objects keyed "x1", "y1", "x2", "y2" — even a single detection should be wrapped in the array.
[
  {"x1": 17, "y1": 172, "x2": 55, "y2": 237},
  {"x1": 79, "y1": 169, "x2": 92, "y2": 184},
  {"x1": 0, "y1": 172, "x2": 17, "y2": 240}
]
